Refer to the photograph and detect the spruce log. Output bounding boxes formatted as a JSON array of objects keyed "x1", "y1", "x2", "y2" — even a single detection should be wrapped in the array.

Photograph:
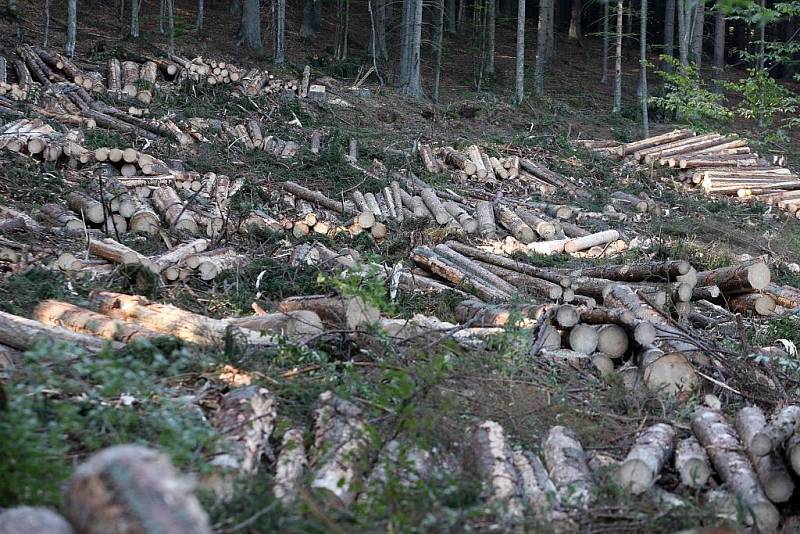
[
  {"x1": 495, "y1": 204, "x2": 535, "y2": 243},
  {"x1": 390, "y1": 181, "x2": 405, "y2": 223},
  {"x1": 568, "y1": 324, "x2": 599, "y2": 354},
  {"x1": 515, "y1": 208, "x2": 557, "y2": 240},
  {"x1": 691, "y1": 407, "x2": 780, "y2": 532},
  {"x1": 463, "y1": 421, "x2": 524, "y2": 520},
  {"x1": 674, "y1": 436, "x2": 711, "y2": 488},
  {"x1": 66, "y1": 191, "x2": 105, "y2": 224},
  {"x1": 633, "y1": 133, "x2": 721, "y2": 161},
  {"x1": 735, "y1": 406, "x2": 795, "y2": 503},
  {"x1": 475, "y1": 201, "x2": 498, "y2": 239},
  {"x1": 570, "y1": 260, "x2": 691, "y2": 282},
  {"x1": 37, "y1": 203, "x2": 84, "y2": 231},
  {"x1": 129, "y1": 197, "x2": 160, "y2": 234},
  {"x1": 273, "y1": 429, "x2": 308, "y2": 506},
  {"x1": 420, "y1": 188, "x2": 450, "y2": 225},
  {"x1": 65, "y1": 445, "x2": 211, "y2": 534},
  {"x1": 433, "y1": 244, "x2": 517, "y2": 295},
  {"x1": 520, "y1": 159, "x2": 591, "y2": 198},
  {"x1": 152, "y1": 238, "x2": 209, "y2": 272},
  {"x1": 228, "y1": 310, "x2": 324, "y2": 338},
  {"x1": 418, "y1": 143, "x2": 439, "y2": 173},
  {"x1": 481, "y1": 152, "x2": 496, "y2": 181},
  {"x1": 441, "y1": 146, "x2": 477, "y2": 175},
  {"x1": 617, "y1": 423, "x2": 676, "y2": 494},
  {"x1": 467, "y1": 145, "x2": 488, "y2": 179},
  {"x1": 283, "y1": 181, "x2": 352, "y2": 214},
  {"x1": 151, "y1": 186, "x2": 198, "y2": 233},
  {"x1": 88, "y1": 237, "x2": 154, "y2": 269},
  {"x1": 616, "y1": 129, "x2": 694, "y2": 157},
  {"x1": 0, "y1": 309, "x2": 120, "y2": 353},
  {"x1": 696, "y1": 261, "x2": 770, "y2": 293},
  {"x1": 564, "y1": 230, "x2": 620, "y2": 253},
  {"x1": 444, "y1": 201, "x2": 477, "y2": 233},
  {"x1": 311, "y1": 391, "x2": 367, "y2": 507},
  {"x1": 577, "y1": 306, "x2": 656, "y2": 346},
  {"x1": 410, "y1": 246, "x2": 508, "y2": 301},
  {"x1": 107, "y1": 58, "x2": 122, "y2": 92},
  {"x1": 786, "y1": 434, "x2": 800, "y2": 476},
  {"x1": 455, "y1": 300, "x2": 548, "y2": 327},
  {"x1": 765, "y1": 283, "x2": 800, "y2": 309},
  {"x1": 751, "y1": 405, "x2": 800, "y2": 457},
  {"x1": 276, "y1": 295, "x2": 380, "y2": 330},
  {"x1": 489, "y1": 157, "x2": 509, "y2": 180},
  {"x1": 543, "y1": 426, "x2": 594, "y2": 508},
  {"x1": 446, "y1": 241, "x2": 570, "y2": 287},
  {"x1": 211, "y1": 386, "x2": 276, "y2": 474},
  {"x1": 198, "y1": 253, "x2": 247, "y2": 280},
  {"x1": 555, "y1": 304, "x2": 579, "y2": 328},
  {"x1": 33, "y1": 300, "x2": 161, "y2": 343},
  {"x1": 596, "y1": 323, "x2": 629, "y2": 357},
  {"x1": 0, "y1": 507, "x2": 74, "y2": 534},
  {"x1": 728, "y1": 292, "x2": 776, "y2": 316},
  {"x1": 475, "y1": 261, "x2": 564, "y2": 300},
  {"x1": 120, "y1": 61, "x2": 140, "y2": 96}
]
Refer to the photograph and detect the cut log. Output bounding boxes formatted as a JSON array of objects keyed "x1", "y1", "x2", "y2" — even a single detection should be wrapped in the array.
[
  {"x1": 410, "y1": 246, "x2": 508, "y2": 301},
  {"x1": 735, "y1": 406, "x2": 795, "y2": 503},
  {"x1": 65, "y1": 445, "x2": 211, "y2": 534},
  {"x1": 283, "y1": 181, "x2": 352, "y2": 214},
  {"x1": 444, "y1": 201, "x2": 477, "y2": 233},
  {"x1": 555, "y1": 304, "x2": 579, "y2": 328},
  {"x1": 120, "y1": 60, "x2": 140, "y2": 97},
  {"x1": 475, "y1": 261, "x2": 563, "y2": 300},
  {"x1": 33, "y1": 300, "x2": 161, "y2": 343},
  {"x1": 107, "y1": 58, "x2": 121, "y2": 92},
  {"x1": 418, "y1": 143, "x2": 440, "y2": 173},
  {"x1": 227, "y1": 310, "x2": 324, "y2": 338},
  {"x1": 420, "y1": 188, "x2": 450, "y2": 225},
  {"x1": 616, "y1": 129, "x2": 694, "y2": 157},
  {"x1": 728, "y1": 292, "x2": 776, "y2": 316},
  {"x1": 674, "y1": 436, "x2": 711, "y2": 488},
  {"x1": 273, "y1": 429, "x2": 308, "y2": 506},
  {"x1": 520, "y1": 159, "x2": 591, "y2": 199},
  {"x1": 570, "y1": 260, "x2": 691, "y2": 282},
  {"x1": 311, "y1": 391, "x2": 367, "y2": 507},
  {"x1": 211, "y1": 386, "x2": 276, "y2": 474},
  {"x1": 691, "y1": 407, "x2": 780, "y2": 532},
  {"x1": 445, "y1": 241, "x2": 570, "y2": 287},
  {"x1": 765, "y1": 283, "x2": 800, "y2": 309},
  {"x1": 66, "y1": 191, "x2": 105, "y2": 224},
  {"x1": 543, "y1": 426, "x2": 594, "y2": 508},
  {"x1": 455, "y1": 300, "x2": 548, "y2": 327},
  {"x1": 595, "y1": 323, "x2": 629, "y2": 358},
  {"x1": 495, "y1": 204, "x2": 535, "y2": 243},
  {"x1": 0, "y1": 507, "x2": 75, "y2": 534},
  {"x1": 696, "y1": 261, "x2": 770, "y2": 293},
  {"x1": 441, "y1": 146, "x2": 477, "y2": 175},
  {"x1": 564, "y1": 230, "x2": 620, "y2": 253},
  {"x1": 567, "y1": 324, "x2": 599, "y2": 354},
  {"x1": 151, "y1": 186, "x2": 198, "y2": 233},
  {"x1": 198, "y1": 253, "x2": 247, "y2": 280},
  {"x1": 467, "y1": 145, "x2": 488, "y2": 179},
  {"x1": 617, "y1": 423, "x2": 676, "y2": 494},
  {"x1": 751, "y1": 405, "x2": 800, "y2": 457},
  {"x1": 129, "y1": 197, "x2": 160, "y2": 234},
  {"x1": 577, "y1": 306, "x2": 656, "y2": 346},
  {"x1": 152, "y1": 238, "x2": 209, "y2": 272},
  {"x1": 433, "y1": 244, "x2": 517, "y2": 295},
  {"x1": 38, "y1": 203, "x2": 85, "y2": 231},
  {"x1": 515, "y1": 208, "x2": 557, "y2": 240},
  {"x1": 475, "y1": 201, "x2": 498, "y2": 239},
  {"x1": 463, "y1": 421, "x2": 523, "y2": 520},
  {"x1": 276, "y1": 295, "x2": 379, "y2": 330},
  {"x1": 0, "y1": 309, "x2": 121, "y2": 353},
  {"x1": 489, "y1": 157, "x2": 509, "y2": 180}
]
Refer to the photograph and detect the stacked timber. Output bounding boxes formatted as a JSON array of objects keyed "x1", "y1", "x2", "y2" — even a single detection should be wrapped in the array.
[
  {"x1": 223, "y1": 120, "x2": 300, "y2": 157},
  {"x1": 33, "y1": 47, "x2": 104, "y2": 93},
  {"x1": 0, "y1": 118, "x2": 88, "y2": 163}
]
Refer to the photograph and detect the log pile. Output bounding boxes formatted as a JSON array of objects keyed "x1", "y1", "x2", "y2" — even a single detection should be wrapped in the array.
[
  {"x1": 581, "y1": 129, "x2": 800, "y2": 218},
  {"x1": 222, "y1": 120, "x2": 300, "y2": 157}
]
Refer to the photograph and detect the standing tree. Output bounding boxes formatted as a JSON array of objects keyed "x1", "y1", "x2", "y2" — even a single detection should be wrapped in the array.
[
  {"x1": 640, "y1": 0, "x2": 649, "y2": 136},
  {"x1": 756, "y1": 0, "x2": 766, "y2": 69},
  {"x1": 533, "y1": 0, "x2": 553, "y2": 95},
  {"x1": 485, "y1": 0, "x2": 496, "y2": 74},
  {"x1": 302, "y1": 0, "x2": 320, "y2": 38},
  {"x1": 159, "y1": 0, "x2": 165, "y2": 33},
  {"x1": 398, "y1": 0, "x2": 423, "y2": 96},
  {"x1": 515, "y1": 0, "x2": 526, "y2": 103},
  {"x1": 196, "y1": 0, "x2": 204, "y2": 31},
  {"x1": 130, "y1": 0, "x2": 140, "y2": 38},
  {"x1": 712, "y1": 3, "x2": 725, "y2": 84},
  {"x1": 602, "y1": 0, "x2": 609, "y2": 82},
  {"x1": 369, "y1": 0, "x2": 388, "y2": 60},
  {"x1": 167, "y1": 0, "x2": 174, "y2": 55},
  {"x1": 66, "y1": 0, "x2": 77, "y2": 57},
  {"x1": 433, "y1": 0, "x2": 445, "y2": 101},
  {"x1": 569, "y1": 0, "x2": 583, "y2": 42},
  {"x1": 663, "y1": 0, "x2": 675, "y2": 69},
  {"x1": 613, "y1": 0, "x2": 623, "y2": 112},
  {"x1": 273, "y1": 0, "x2": 286, "y2": 65},
  {"x1": 43, "y1": 0, "x2": 51, "y2": 47},
  {"x1": 691, "y1": 0, "x2": 705, "y2": 68},
  {"x1": 677, "y1": 0, "x2": 690, "y2": 68},
  {"x1": 239, "y1": 0, "x2": 262, "y2": 49},
  {"x1": 335, "y1": 0, "x2": 350, "y2": 60},
  {"x1": 447, "y1": 0, "x2": 457, "y2": 33}
]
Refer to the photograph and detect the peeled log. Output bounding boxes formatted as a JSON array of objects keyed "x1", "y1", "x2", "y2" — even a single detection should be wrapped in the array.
[
  {"x1": 564, "y1": 230, "x2": 620, "y2": 253},
  {"x1": 33, "y1": 300, "x2": 161, "y2": 343},
  {"x1": 696, "y1": 261, "x2": 771, "y2": 293},
  {"x1": 211, "y1": 386, "x2": 276, "y2": 474},
  {"x1": 311, "y1": 391, "x2": 367, "y2": 507},
  {"x1": 463, "y1": 421, "x2": 523, "y2": 520},
  {"x1": 495, "y1": 204, "x2": 536, "y2": 243},
  {"x1": 617, "y1": 423, "x2": 676, "y2": 494},
  {"x1": 273, "y1": 429, "x2": 308, "y2": 506},
  {"x1": 735, "y1": 406, "x2": 795, "y2": 503},
  {"x1": 277, "y1": 295, "x2": 380, "y2": 330},
  {"x1": 65, "y1": 445, "x2": 211, "y2": 534},
  {"x1": 543, "y1": 426, "x2": 594, "y2": 508},
  {"x1": 0, "y1": 507, "x2": 74, "y2": 534},
  {"x1": 690, "y1": 407, "x2": 780, "y2": 532}
]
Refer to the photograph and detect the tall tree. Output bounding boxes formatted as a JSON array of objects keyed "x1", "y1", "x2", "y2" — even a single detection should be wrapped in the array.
[
  {"x1": 159, "y1": 0, "x2": 165, "y2": 33},
  {"x1": 301, "y1": 0, "x2": 320, "y2": 38},
  {"x1": 515, "y1": 0, "x2": 526, "y2": 103},
  {"x1": 756, "y1": 0, "x2": 766, "y2": 69},
  {"x1": 66, "y1": 0, "x2": 76, "y2": 57},
  {"x1": 663, "y1": 0, "x2": 675, "y2": 69},
  {"x1": 335, "y1": 0, "x2": 350, "y2": 59},
  {"x1": 167, "y1": 0, "x2": 174, "y2": 55},
  {"x1": 43, "y1": 0, "x2": 50, "y2": 47},
  {"x1": 602, "y1": 0, "x2": 609, "y2": 82},
  {"x1": 273, "y1": 0, "x2": 286, "y2": 65},
  {"x1": 544, "y1": 0, "x2": 555, "y2": 60},
  {"x1": 398, "y1": 0, "x2": 423, "y2": 96},
  {"x1": 130, "y1": 0, "x2": 140, "y2": 38},
  {"x1": 485, "y1": 0, "x2": 496, "y2": 74},
  {"x1": 677, "y1": 0, "x2": 689, "y2": 67},
  {"x1": 712, "y1": 5, "x2": 725, "y2": 84},
  {"x1": 447, "y1": 0, "x2": 457, "y2": 33},
  {"x1": 569, "y1": 0, "x2": 583, "y2": 42},
  {"x1": 196, "y1": 0, "x2": 203, "y2": 31},
  {"x1": 433, "y1": 0, "x2": 445, "y2": 101},
  {"x1": 7, "y1": 0, "x2": 15, "y2": 14},
  {"x1": 533, "y1": 0, "x2": 554, "y2": 95},
  {"x1": 691, "y1": 0, "x2": 705, "y2": 68},
  {"x1": 640, "y1": 0, "x2": 649, "y2": 136},
  {"x1": 369, "y1": 0, "x2": 388, "y2": 59},
  {"x1": 239, "y1": 0, "x2": 262, "y2": 49},
  {"x1": 613, "y1": 0, "x2": 623, "y2": 112}
]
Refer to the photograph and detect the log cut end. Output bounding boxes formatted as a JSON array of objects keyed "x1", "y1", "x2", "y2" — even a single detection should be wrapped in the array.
[
  {"x1": 616, "y1": 459, "x2": 654, "y2": 495},
  {"x1": 0, "y1": 507, "x2": 74, "y2": 534}
]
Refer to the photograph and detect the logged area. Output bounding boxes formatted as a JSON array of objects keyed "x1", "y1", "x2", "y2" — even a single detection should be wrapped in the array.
[{"x1": 0, "y1": 0, "x2": 800, "y2": 531}]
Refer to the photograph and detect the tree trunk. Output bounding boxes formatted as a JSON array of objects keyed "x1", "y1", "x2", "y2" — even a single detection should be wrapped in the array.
[
  {"x1": 196, "y1": 0, "x2": 204, "y2": 31},
  {"x1": 240, "y1": 0, "x2": 262, "y2": 49},
  {"x1": 43, "y1": 0, "x2": 51, "y2": 47},
  {"x1": 167, "y1": 0, "x2": 175, "y2": 55},
  {"x1": 677, "y1": 0, "x2": 689, "y2": 68},
  {"x1": 447, "y1": 0, "x2": 456, "y2": 33},
  {"x1": 130, "y1": 0, "x2": 140, "y2": 38},
  {"x1": 514, "y1": 0, "x2": 526, "y2": 104},
  {"x1": 485, "y1": 0, "x2": 496, "y2": 74},
  {"x1": 617, "y1": 423, "x2": 676, "y2": 494},
  {"x1": 756, "y1": 0, "x2": 765, "y2": 70},
  {"x1": 159, "y1": 0, "x2": 165, "y2": 33},
  {"x1": 370, "y1": 0, "x2": 388, "y2": 60},
  {"x1": 533, "y1": 0, "x2": 553, "y2": 96},
  {"x1": 663, "y1": 0, "x2": 675, "y2": 69},
  {"x1": 398, "y1": 0, "x2": 423, "y2": 97},
  {"x1": 335, "y1": 0, "x2": 349, "y2": 60},
  {"x1": 602, "y1": 0, "x2": 609, "y2": 83},
  {"x1": 65, "y1": 0, "x2": 77, "y2": 56},
  {"x1": 640, "y1": 0, "x2": 649, "y2": 137},
  {"x1": 273, "y1": 0, "x2": 286, "y2": 65},
  {"x1": 712, "y1": 7, "x2": 725, "y2": 84},
  {"x1": 568, "y1": 0, "x2": 582, "y2": 42},
  {"x1": 301, "y1": 0, "x2": 320, "y2": 38},
  {"x1": 433, "y1": 0, "x2": 445, "y2": 101},
  {"x1": 691, "y1": 0, "x2": 704, "y2": 68},
  {"x1": 613, "y1": 0, "x2": 623, "y2": 113}
]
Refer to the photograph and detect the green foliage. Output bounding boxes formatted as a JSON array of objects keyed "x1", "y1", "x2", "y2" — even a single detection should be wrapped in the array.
[
  {"x1": 0, "y1": 340, "x2": 218, "y2": 507},
  {"x1": 650, "y1": 56, "x2": 732, "y2": 126},
  {"x1": 724, "y1": 68, "x2": 798, "y2": 128},
  {"x1": 0, "y1": 269, "x2": 68, "y2": 315}
]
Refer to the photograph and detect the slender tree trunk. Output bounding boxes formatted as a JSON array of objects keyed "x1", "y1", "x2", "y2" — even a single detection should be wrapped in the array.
[
  {"x1": 712, "y1": 7, "x2": 725, "y2": 85},
  {"x1": 447, "y1": 0, "x2": 456, "y2": 33},
  {"x1": 640, "y1": 0, "x2": 649, "y2": 136},
  {"x1": 159, "y1": 0, "x2": 165, "y2": 34},
  {"x1": 485, "y1": 0, "x2": 496, "y2": 74},
  {"x1": 602, "y1": 0, "x2": 609, "y2": 82},
  {"x1": 196, "y1": 0, "x2": 204, "y2": 31},
  {"x1": 515, "y1": 0, "x2": 526, "y2": 103},
  {"x1": 399, "y1": 0, "x2": 412, "y2": 83},
  {"x1": 273, "y1": 0, "x2": 286, "y2": 65},
  {"x1": 569, "y1": 0, "x2": 582, "y2": 42},
  {"x1": 65, "y1": 0, "x2": 77, "y2": 57},
  {"x1": 398, "y1": 0, "x2": 423, "y2": 96},
  {"x1": 677, "y1": 0, "x2": 689, "y2": 68},
  {"x1": 167, "y1": 0, "x2": 174, "y2": 55},
  {"x1": 43, "y1": 0, "x2": 51, "y2": 47},
  {"x1": 301, "y1": 0, "x2": 320, "y2": 38},
  {"x1": 625, "y1": 0, "x2": 632, "y2": 46},
  {"x1": 457, "y1": 0, "x2": 466, "y2": 32},
  {"x1": 756, "y1": 0, "x2": 765, "y2": 69},
  {"x1": 369, "y1": 0, "x2": 388, "y2": 59},
  {"x1": 335, "y1": 0, "x2": 350, "y2": 60},
  {"x1": 691, "y1": 0, "x2": 705, "y2": 69},
  {"x1": 130, "y1": 0, "x2": 140, "y2": 38},
  {"x1": 433, "y1": 0, "x2": 445, "y2": 101},
  {"x1": 240, "y1": 0, "x2": 262, "y2": 49},
  {"x1": 534, "y1": 0, "x2": 553, "y2": 95},
  {"x1": 613, "y1": 0, "x2": 623, "y2": 112},
  {"x1": 7, "y1": 0, "x2": 16, "y2": 14},
  {"x1": 544, "y1": 0, "x2": 555, "y2": 61},
  {"x1": 663, "y1": 0, "x2": 675, "y2": 70}
]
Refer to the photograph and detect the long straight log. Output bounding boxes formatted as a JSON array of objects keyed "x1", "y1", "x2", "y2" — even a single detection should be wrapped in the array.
[
  {"x1": 616, "y1": 129, "x2": 694, "y2": 157},
  {"x1": 33, "y1": 300, "x2": 161, "y2": 343},
  {"x1": 543, "y1": 426, "x2": 594, "y2": 508},
  {"x1": 520, "y1": 159, "x2": 591, "y2": 198},
  {"x1": 446, "y1": 241, "x2": 570, "y2": 287},
  {"x1": 433, "y1": 244, "x2": 517, "y2": 295},
  {"x1": 696, "y1": 261, "x2": 770, "y2": 293},
  {"x1": 420, "y1": 188, "x2": 451, "y2": 225},
  {"x1": 735, "y1": 406, "x2": 795, "y2": 503},
  {"x1": 475, "y1": 201, "x2": 498, "y2": 239},
  {"x1": 283, "y1": 181, "x2": 353, "y2": 214},
  {"x1": 577, "y1": 306, "x2": 656, "y2": 346},
  {"x1": 569, "y1": 260, "x2": 691, "y2": 282},
  {"x1": 475, "y1": 261, "x2": 564, "y2": 300},
  {"x1": 410, "y1": 246, "x2": 509, "y2": 301},
  {"x1": 617, "y1": 423, "x2": 676, "y2": 494},
  {"x1": 0, "y1": 309, "x2": 122, "y2": 353}
]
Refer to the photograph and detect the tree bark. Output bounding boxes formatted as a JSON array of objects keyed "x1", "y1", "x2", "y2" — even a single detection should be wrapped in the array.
[
  {"x1": 273, "y1": 429, "x2": 308, "y2": 506},
  {"x1": 0, "y1": 508, "x2": 73, "y2": 533},
  {"x1": 211, "y1": 386, "x2": 276, "y2": 474},
  {"x1": 640, "y1": 0, "x2": 649, "y2": 137},
  {"x1": 447, "y1": 0, "x2": 457, "y2": 33},
  {"x1": 398, "y1": 0, "x2": 423, "y2": 97},
  {"x1": 533, "y1": 0, "x2": 553, "y2": 96},
  {"x1": 695, "y1": 261, "x2": 770, "y2": 293},
  {"x1": 663, "y1": 0, "x2": 675, "y2": 69},
  {"x1": 196, "y1": 0, "x2": 204, "y2": 31},
  {"x1": 0, "y1": 309, "x2": 121, "y2": 353},
  {"x1": 543, "y1": 426, "x2": 594, "y2": 507},
  {"x1": 674, "y1": 436, "x2": 711, "y2": 488},
  {"x1": 712, "y1": 6, "x2": 725, "y2": 85},
  {"x1": 568, "y1": 0, "x2": 582, "y2": 42},
  {"x1": 433, "y1": 0, "x2": 445, "y2": 101},
  {"x1": 691, "y1": 0, "x2": 705, "y2": 68},
  {"x1": 65, "y1": 0, "x2": 77, "y2": 57},
  {"x1": 167, "y1": 0, "x2": 175, "y2": 55},
  {"x1": 735, "y1": 406, "x2": 795, "y2": 503},
  {"x1": 756, "y1": 0, "x2": 765, "y2": 70},
  {"x1": 602, "y1": 0, "x2": 609, "y2": 82},
  {"x1": 515, "y1": 0, "x2": 526, "y2": 104},
  {"x1": 617, "y1": 423, "x2": 676, "y2": 494},
  {"x1": 130, "y1": 0, "x2": 140, "y2": 38},
  {"x1": 677, "y1": 0, "x2": 689, "y2": 68},
  {"x1": 43, "y1": 0, "x2": 51, "y2": 47},
  {"x1": 335, "y1": 0, "x2": 349, "y2": 60},
  {"x1": 750, "y1": 405, "x2": 800, "y2": 457},
  {"x1": 301, "y1": 0, "x2": 320, "y2": 38},
  {"x1": 612, "y1": 0, "x2": 623, "y2": 113},
  {"x1": 485, "y1": 0, "x2": 496, "y2": 74},
  {"x1": 240, "y1": 0, "x2": 262, "y2": 49},
  {"x1": 273, "y1": 0, "x2": 286, "y2": 65}
]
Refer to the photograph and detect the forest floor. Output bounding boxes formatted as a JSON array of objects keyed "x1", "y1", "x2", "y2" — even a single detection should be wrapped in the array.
[{"x1": 1, "y1": 0, "x2": 800, "y2": 532}]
